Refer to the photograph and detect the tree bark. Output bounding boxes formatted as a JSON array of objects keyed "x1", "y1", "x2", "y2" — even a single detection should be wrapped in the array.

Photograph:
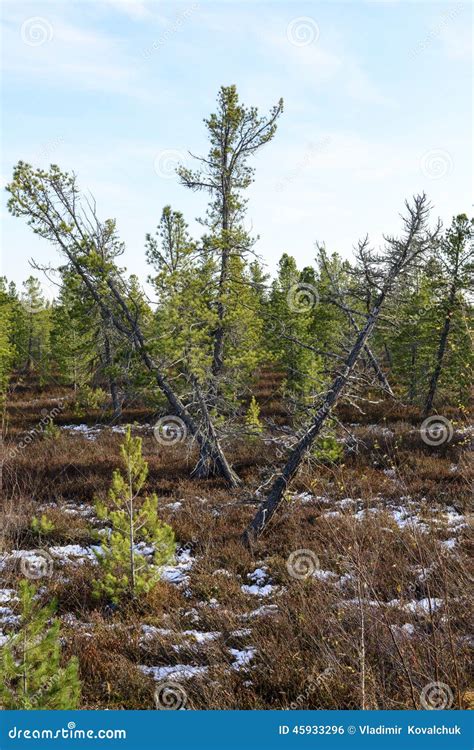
[
  {"x1": 243, "y1": 299, "x2": 384, "y2": 545},
  {"x1": 65, "y1": 259, "x2": 241, "y2": 487}
]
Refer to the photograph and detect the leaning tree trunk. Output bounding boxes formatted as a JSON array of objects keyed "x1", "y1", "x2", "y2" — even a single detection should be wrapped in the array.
[
  {"x1": 243, "y1": 297, "x2": 386, "y2": 546},
  {"x1": 423, "y1": 285, "x2": 456, "y2": 416},
  {"x1": 64, "y1": 256, "x2": 240, "y2": 487},
  {"x1": 345, "y1": 308, "x2": 393, "y2": 396},
  {"x1": 103, "y1": 276, "x2": 241, "y2": 487}
]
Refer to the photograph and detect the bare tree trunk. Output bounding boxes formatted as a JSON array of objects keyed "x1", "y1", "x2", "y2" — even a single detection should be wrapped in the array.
[
  {"x1": 65, "y1": 259, "x2": 240, "y2": 487},
  {"x1": 346, "y1": 310, "x2": 393, "y2": 396},
  {"x1": 243, "y1": 300, "x2": 384, "y2": 545},
  {"x1": 320, "y1": 253, "x2": 393, "y2": 396},
  {"x1": 423, "y1": 285, "x2": 456, "y2": 416},
  {"x1": 104, "y1": 276, "x2": 241, "y2": 487}
]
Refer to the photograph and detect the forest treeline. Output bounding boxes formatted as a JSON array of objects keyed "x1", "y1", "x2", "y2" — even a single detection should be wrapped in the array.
[{"x1": 1, "y1": 86, "x2": 472, "y2": 528}]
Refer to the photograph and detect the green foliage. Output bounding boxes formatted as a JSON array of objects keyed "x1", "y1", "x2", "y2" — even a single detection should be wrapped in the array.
[
  {"x1": 93, "y1": 426, "x2": 175, "y2": 604},
  {"x1": 245, "y1": 396, "x2": 263, "y2": 435},
  {"x1": 176, "y1": 86, "x2": 283, "y2": 399},
  {"x1": 43, "y1": 419, "x2": 60, "y2": 440},
  {"x1": 312, "y1": 433, "x2": 344, "y2": 465},
  {"x1": 31, "y1": 514, "x2": 55, "y2": 539},
  {"x1": 73, "y1": 385, "x2": 107, "y2": 414},
  {"x1": 0, "y1": 278, "x2": 15, "y2": 403},
  {"x1": 0, "y1": 581, "x2": 80, "y2": 709}
]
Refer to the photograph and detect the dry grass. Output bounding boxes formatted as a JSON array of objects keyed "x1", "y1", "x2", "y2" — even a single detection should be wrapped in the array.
[{"x1": 0, "y1": 375, "x2": 472, "y2": 710}]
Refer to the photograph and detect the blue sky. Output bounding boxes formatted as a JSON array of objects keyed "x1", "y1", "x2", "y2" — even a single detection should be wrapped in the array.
[{"x1": 1, "y1": 0, "x2": 472, "y2": 298}]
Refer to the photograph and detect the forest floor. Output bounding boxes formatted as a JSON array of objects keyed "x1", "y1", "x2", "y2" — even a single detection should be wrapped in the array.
[{"x1": 1, "y1": 371, "x2": 473, "y2": 710}]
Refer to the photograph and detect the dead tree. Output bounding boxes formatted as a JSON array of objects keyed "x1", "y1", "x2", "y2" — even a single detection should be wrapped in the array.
[
  {"x1": 7, "y1": 162, "x2": 241, "y2": 487},
  {"x1": 317, "y1": 246, "x2": 394, "y2": 397},
  {"x1": 243, "y1": 195, "x2": 440, "y2": 545}
]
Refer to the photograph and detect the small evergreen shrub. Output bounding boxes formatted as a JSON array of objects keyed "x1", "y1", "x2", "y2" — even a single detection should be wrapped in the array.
[
  {"x1": 0, "y1": 580, "x2": 81, "y2": 709},
  {"x1": 245, "y1": 395, "x2": 263, "y2": 435},
  {"x1": 30, "y1": 513, "x2": 55, "y2": 540},
  {"x1": 93, "y1": 426, "x2": 175, "y2": 604}
]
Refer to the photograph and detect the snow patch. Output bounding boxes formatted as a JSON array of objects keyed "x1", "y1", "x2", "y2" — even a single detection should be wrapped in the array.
[
  {"x1": 229, "y1": 647, "x2": 256, "y2": 671},
  {"x1": 140, "y1": 664, "x2": 208, "y2": 681}
]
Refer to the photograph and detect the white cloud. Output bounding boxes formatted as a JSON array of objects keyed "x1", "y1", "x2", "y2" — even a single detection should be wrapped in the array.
[
  {"x1": 100, "y1": 0, "x2": 154, "y2": 21},
  {"x1": 438, "y1": 21, "x2": 472, "y2": 61},
  {"x1": 1, "y1": 14, "x2": 154, "y2": 99}
]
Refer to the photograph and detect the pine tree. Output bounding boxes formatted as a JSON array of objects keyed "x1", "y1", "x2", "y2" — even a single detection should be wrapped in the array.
[
  {"x1": 93, "y1": 426, "x2": 175, "y2": 604},
  {"x1": 423, "y1": 214, "x2": 473, "y2": 413},
  {"x1": 0, "y1": 278, "x2": 15, "y2": 400},
  {"x1": 178, "y1": 85, "x2": 283, "y2": 404},
  {"x1": 18, "y1": 276, "x2": 52, "y2": 376},
  {"x1": 266, "y1": 254, "x2": 320, "y2": 399},
  {"x1": 146, "y1": 205, "x2": 216, "y2": 383},
  {"x1": 0, "y1": 580, "x2": 80, "y2": 709},
  {"x1": 245, "y1": 395, "x2": 263, "y2": 435}
]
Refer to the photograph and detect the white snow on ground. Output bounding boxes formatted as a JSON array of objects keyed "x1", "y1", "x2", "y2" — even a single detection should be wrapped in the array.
[
  {"x1": 140, "y1": 625, "x2": 174, "y2": 641},
  {"x1": 159, "y1": 548, "x2": 195, "y2": 586},
  {"x1": 312, "y1": 569, "x2": 339, "y2": 582},
  {"x1": 341, "y1": 597, "x2": 444, "y2": 614},
  {"x1": 244, "y1": 604, "x2": 279, "y2": 619},
  {"x1": 49, "y1": 544, "x2": 100, "y2": 564},
  {"x1": 229, "y1": 647, "x2": 256, "y2": 671},
  {"x1": 402, "y1": 597, "x2": 443, "y2": 615},
  {"x1": 291, "y1": 492, "x2": 315, "y2": 504},
  {"x1": 0, "y1": 589, "x2": 18, "y2": 604},
  {"x1": 139, "y1": 664, "x2": 208, "y2": 681},
  {"x1": 242, "y1": 567, "x2": 278, "y2": 597},
  {"x1": 142, "y1": 626, "x2": 221, "y2": 647},
  {"x1": 60, "y1": 424, "x2": 100, "y2": 441},
  {"x1": 182, "y1": 630, "x2": 220, "y2": 644},
  {"x1": 441, "y1": 537, "x2": 457, "y2": 550},
  {"x1": 336, "y1": 498, "x2": 358, "y2": 509},
  {"x1": 241, "y1": 583, "x2": 277, "y2": 596},
  {"x1": 0, "y1": 607, "x2": 20, "y2": 626},
  {"x1": 165, "y1": 502, "x2": 183, "y2": 512},
  {"x1": 61, "y1": 423, "x2": 151, "y2": 441}
]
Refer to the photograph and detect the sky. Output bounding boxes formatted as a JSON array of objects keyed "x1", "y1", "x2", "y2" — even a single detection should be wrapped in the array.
[{"x1": 1, "y1": 0, "x2": 472, "y2": 299}]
